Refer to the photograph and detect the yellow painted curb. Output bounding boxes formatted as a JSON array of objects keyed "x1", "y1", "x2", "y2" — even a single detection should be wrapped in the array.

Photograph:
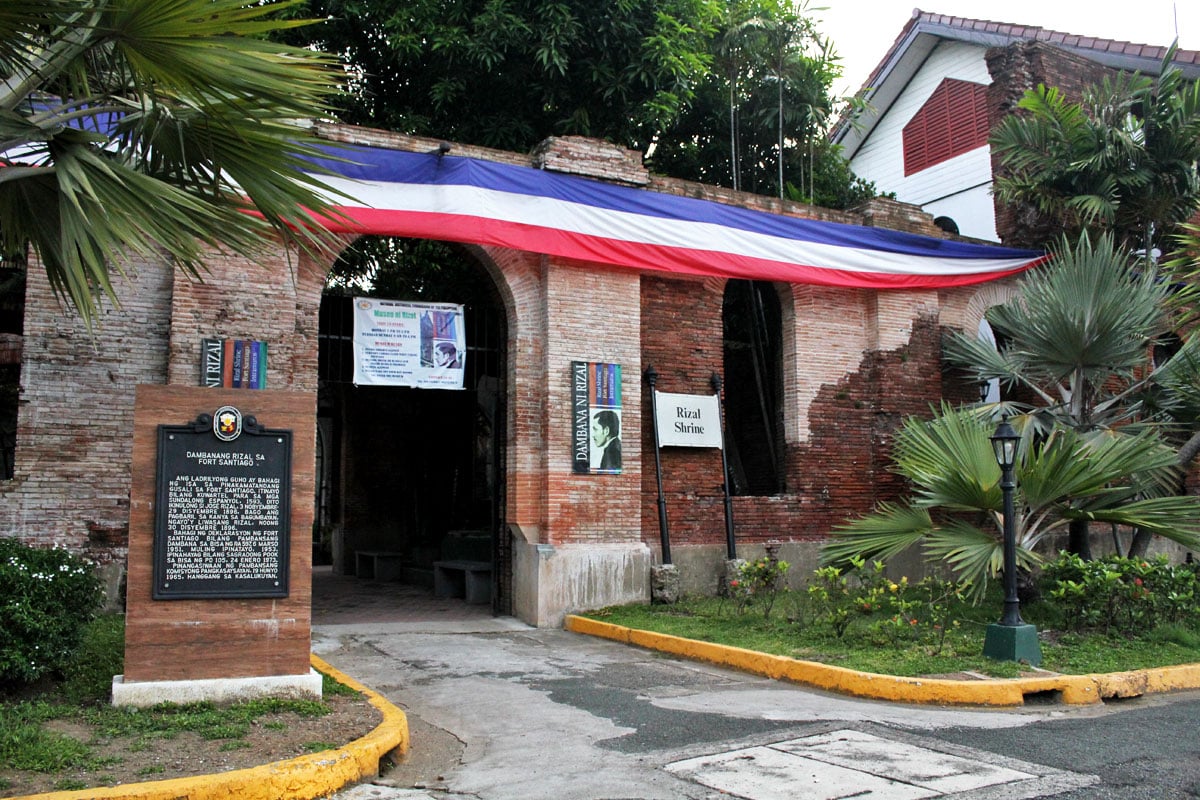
[
  {"x1": 7, "y1": 654, "x2": 408, "y2": 800},
  {"x1": 565, "y1": 615, "x2": 1200, "y2": 707}
]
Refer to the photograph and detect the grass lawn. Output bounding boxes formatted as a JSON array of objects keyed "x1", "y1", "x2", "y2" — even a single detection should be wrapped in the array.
[
  {"x1": 580, "y1": 585, "x2": 1200, "y2": 679},
  {"x1": 0, "y1": 615, "x2": 371, "y2": 796}
]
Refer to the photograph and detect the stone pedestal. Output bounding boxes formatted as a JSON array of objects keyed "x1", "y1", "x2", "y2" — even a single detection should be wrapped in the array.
[
  {"x1": 650, "y1": 564, "x2": 680, "y2": 604},
  {"x1": 119, "y1": 386, "x2": 317, "y2": 705},
  {"x1": 983, "y1": 622, "x2": 1042, "y2": 666}
]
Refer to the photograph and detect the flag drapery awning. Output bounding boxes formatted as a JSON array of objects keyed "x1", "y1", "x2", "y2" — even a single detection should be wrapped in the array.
[{"x1": 306, "y1": 145, "x2": 1045, "y2": 290}]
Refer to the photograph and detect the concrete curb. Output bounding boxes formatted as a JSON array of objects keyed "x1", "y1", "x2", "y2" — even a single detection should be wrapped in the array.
[
  {"x1": 565, "y1": 614, "x2": 1200, "y2": 707},
  {"x1": 9, "y1": 654, "x2": 408, "y2": 800}
]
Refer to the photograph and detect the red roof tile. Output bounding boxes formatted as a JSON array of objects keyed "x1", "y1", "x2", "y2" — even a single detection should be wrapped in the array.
[{"x1": 849, "y1": 8, "x2": 1200, "y2": 99}]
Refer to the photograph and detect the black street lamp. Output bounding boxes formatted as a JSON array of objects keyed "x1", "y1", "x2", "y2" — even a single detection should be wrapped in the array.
[{"x1": 982, "y1": 417, "x2": 1042, "y2": 666}]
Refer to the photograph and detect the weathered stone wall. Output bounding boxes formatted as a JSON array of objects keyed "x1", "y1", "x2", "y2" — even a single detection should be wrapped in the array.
[
  {"x1": 985, "y1": 41, "x2": 1116, "y2": 247},
  {"x1": 0, "y1": 125, "x2": 1005, "y2": 625},
  {"x1": 0, "y1": 253, "x2": 173, "y2": 564},
  {"x1": 638, "y1": 278, "x2": 955, "y2": 573},
  {"x1": 634, "y1": 189, "x2": 974, "y2": 580},
  {"x1": 166, "y1": 242, "x2": 333, "y2": 394}
]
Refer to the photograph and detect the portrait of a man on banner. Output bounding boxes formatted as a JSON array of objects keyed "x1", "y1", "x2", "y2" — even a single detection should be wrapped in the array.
[
  {"x1": 352, "y1": 298, "x2": 466, "y2": 389},
  {"x1": 571, "y1": 361, "x2": 622, "y2": 474}
]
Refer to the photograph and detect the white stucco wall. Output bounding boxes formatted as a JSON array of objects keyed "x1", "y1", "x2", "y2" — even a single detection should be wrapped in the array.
[
  {"x1": 849, "y1": 40, "x2": 998, "y2": 241},
  {"x1": 919, "y1": 179, "x2": 998, "y2": 241}
]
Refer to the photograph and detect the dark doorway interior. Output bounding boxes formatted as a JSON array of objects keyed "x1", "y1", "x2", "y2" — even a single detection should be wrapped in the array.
[
  {"x1": 722, "y1": 279, "x2": 784, "y2": 496},
  {"x1": 315, "y1": 239, "x2": 509, "y2": 614},
  {"x1": 0, "y1": 252, "x2": 24, "y2": 480}
]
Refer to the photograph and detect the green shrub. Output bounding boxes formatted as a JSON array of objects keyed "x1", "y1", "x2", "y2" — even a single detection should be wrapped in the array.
[
  {"x1": 0, "y1": 538, "x2": 102, "y2": 687},
  {"x1": 1043, "y1": 552, "x2": 1200, "y2": 636},
  {"x1": 728, "y1": 556, "x2": 790, "y2": 618},
  {"x1": 59, "y1": 615, "x2": 125, "y2": 705},
  {"x1": 805, "y1": 558, "x2": 970, "y2": 654}
]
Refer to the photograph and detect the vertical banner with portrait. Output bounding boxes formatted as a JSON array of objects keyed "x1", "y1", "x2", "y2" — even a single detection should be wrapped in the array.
[
  {"x1": 571, "y1": 361, "x2": 622, "y2": 474},
  {"x1": 352, "y1": 298, "x2": 466, "y2": 389}
]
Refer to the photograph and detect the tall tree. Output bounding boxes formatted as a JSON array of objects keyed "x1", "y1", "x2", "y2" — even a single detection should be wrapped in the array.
[
  {"x1": 985, "y1": 50, "x2": 1200, "y2": 558},
  {"x1": 277, "y1": 0, "x2": 720, "y2": 154},
  {"x1": 279, "y1": 0, "x2": 876, "y2": 208},
  {"x1": 1, "y1": 0, "x2": 350, "y2": 325},
  {"x1": 990, "y1": 47, "x2": 1200, "y2": 257},
  {"x1": 944, "y1": 233, "x2": 1200, "y2": 557},
  {"x1": 650, "y1": 0, "x2": 870, "y2": 203}
]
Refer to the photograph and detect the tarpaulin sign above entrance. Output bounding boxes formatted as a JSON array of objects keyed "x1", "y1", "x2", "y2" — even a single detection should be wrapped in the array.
[
  {"x1": 352, "y1": 298, "x2": 466, "y2": 389},
  {"x1": 572, "y1": 361, "x2": 622, "y2": 474}
]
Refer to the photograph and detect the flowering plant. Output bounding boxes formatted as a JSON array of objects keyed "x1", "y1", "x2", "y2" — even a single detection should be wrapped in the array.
[
  {"x1": 728, "y1": 556, "x2": 790, "y2": 619},
  {"x1": 1045, "y1": 552, "x2": 1199, "y2": 635},
  {"x1": 807, "y1": 557, "x2": 967, "y2": 654},
  {"x1": 0, "y1": 537, "x2": 102, "y2": 685}
]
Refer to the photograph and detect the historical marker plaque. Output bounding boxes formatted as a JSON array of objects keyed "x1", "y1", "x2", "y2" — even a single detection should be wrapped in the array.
[{"x1": 153, "y1": 408, "x2": 292, "y2": 600}]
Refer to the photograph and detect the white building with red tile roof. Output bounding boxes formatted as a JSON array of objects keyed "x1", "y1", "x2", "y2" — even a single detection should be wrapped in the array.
[{"x1": 832, "y1": 9, "x2": 1200, "y2": 243}]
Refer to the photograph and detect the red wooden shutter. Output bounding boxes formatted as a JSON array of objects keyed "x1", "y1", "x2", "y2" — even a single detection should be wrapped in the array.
[{"x1": 903, "y1": 78, "x2": 989, "y2": 175}]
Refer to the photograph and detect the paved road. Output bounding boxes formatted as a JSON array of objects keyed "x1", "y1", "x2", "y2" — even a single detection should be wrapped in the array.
[{"x1": 313, "y1": 617, "x2": 1200, "y2": 800}]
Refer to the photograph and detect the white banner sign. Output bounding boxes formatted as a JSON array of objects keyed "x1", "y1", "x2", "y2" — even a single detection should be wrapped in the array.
[
  {"x1": 654, "y1": 391, "x2": 723, "y2": 448},
  {"x1": 352, "y1": 298, "x2": 466, "y2": 389}
]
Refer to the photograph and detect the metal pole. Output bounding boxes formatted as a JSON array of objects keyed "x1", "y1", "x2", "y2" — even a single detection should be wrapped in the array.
[
  {"x1": 645, "y1": 366, "x2": 671, "y2": 564},
  {"x1": 999, "y1": 460, "x2": 1023, "y2": 626},
  {"x1": 712, "y1": 373, "x2": 736, "y2": 560}
]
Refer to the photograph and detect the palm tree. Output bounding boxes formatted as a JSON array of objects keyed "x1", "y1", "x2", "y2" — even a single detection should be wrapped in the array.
[
  {"x1": 944, "y1": 233, "x2": 1173, "y2": 434},
  {"x1": 730, "y1": 2, "x2": 833, "y2": 199},
  {"x1": 941, "y1": 232, "x2": 1200, "y2": 557},
  {"x1": 713, "y1": 4, "x2": 763, "y2": 192},
  {"x1": 821, "y1": 405, "x2": 1200, "y2": 598},
  {"x1": 0, "y1": 0, "x2": 350, "y2": 325},
  {"x1": 990, "y1": 46, "x2": 1200, "y2": 258}
]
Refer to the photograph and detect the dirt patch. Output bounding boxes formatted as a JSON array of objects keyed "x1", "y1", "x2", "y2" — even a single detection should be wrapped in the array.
[{"x1": 0, "y1": 692, "x2": 383, "y2": 798}]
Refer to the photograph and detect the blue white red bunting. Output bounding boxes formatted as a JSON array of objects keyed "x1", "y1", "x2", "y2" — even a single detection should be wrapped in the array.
[{"x1": 305, "y1": 145, "x2": 1046, "y2": 289}]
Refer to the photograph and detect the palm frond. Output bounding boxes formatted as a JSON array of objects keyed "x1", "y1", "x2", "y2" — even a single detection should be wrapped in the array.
[
  {"x1": 890, "y1": 406, "x2": 1000, "y2": 512},
  {"x1": 1, "y1": 0, "x2": 355, "y2": 325},
  {"x1": 821, "y1": 503, "x2": 934, "y2": 567}
]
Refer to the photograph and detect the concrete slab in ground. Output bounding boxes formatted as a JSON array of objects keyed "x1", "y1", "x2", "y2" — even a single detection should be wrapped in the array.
[{"x1": 667, "y1": 728, "x2": 1095, "y2": 799}]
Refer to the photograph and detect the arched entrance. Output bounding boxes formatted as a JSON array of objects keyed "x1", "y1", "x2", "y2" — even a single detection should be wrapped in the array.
[{"x1": 313, "y1": 237, "x2": 510, "y2": 616}]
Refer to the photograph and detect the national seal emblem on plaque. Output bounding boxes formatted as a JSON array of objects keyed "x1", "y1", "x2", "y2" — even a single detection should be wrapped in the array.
[{"x1": 213, "y1": 406, "x2": 242, "y2": 442}]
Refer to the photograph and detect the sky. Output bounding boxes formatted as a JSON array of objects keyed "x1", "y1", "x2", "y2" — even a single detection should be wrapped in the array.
[{"x1": 811, "y1": 1, "x2": 1200, "y2": 96}]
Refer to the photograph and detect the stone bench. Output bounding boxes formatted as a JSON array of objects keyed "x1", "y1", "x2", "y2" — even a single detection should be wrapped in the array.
[
  {"x1": 355, "y1": 550, "x2": 404, "y2": 581},
  {"x1": 432, "y1": 560, "x2": 492, "y2": 604}
]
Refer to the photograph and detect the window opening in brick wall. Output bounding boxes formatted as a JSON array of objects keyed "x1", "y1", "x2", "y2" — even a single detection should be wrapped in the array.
[
  {"x1": 1153, "y1": 331, "x2": 1183, "y2": 367},
  {"x1": 903, "y1": 78, "x2": 990, "y2": 176},
  {"x1": 0, "y1": 245, "x2": 26, "y2": 480},
  {"x1": 934, "y1": 216, "x2": 959, "y2": 235},
  {"x1": 317, "y1": 237, "x2": 509, "y2": 614},
  {"x1": 722, "y1": 279, "x2": 784, "y2": 495}
]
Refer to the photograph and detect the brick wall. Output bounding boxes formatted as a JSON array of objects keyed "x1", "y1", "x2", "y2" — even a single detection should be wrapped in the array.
[
  {"x1": 0, "y1": 333, "x2": 20, "y2": 365},
  {"x1": 532, "y1": 136, "x2": 649, "y2": 186},
  {"x1": 166, "y1": 240, "x2": 334, "y2": 393},
  {"x1": 639, "y1": 275, "x2": 726, "y2": 549},
  {"x1": 1, "y1": 126, "x2": 985, "y2": 591},
  {"x1": 543, "y1": 261, "x2": 642, "y2": 545},
  {"x1": 639, "y1": 275, "x2": 954, "y2": 556},
  {"x1": 484, "y1": 246, "x2": 550, "y2": 544},
  {"x1": 986, "y1": 41, "x2": 1117, "y2": 247},
  {"x1": 0, "y1": 253, "x2": 173, "y2": 562}
]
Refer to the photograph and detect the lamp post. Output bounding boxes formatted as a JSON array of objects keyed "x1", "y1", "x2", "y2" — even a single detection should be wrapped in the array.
[{"x1": 982, "y1": 417, "x2": 1042, "y2": 666}]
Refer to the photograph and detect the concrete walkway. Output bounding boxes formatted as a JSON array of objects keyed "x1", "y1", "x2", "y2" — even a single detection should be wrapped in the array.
[
  {"x1": 313, "y1": 615, "x2": 1101, "y2": 800},
  {"x1": 309, "y1": 568, "x2": 1200, "y2": 800}
]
